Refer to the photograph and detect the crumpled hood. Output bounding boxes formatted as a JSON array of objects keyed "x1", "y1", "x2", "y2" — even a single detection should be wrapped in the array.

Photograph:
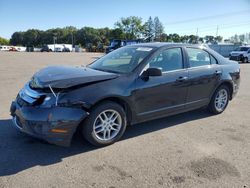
[{"x1": 30, "y1": 65, "x2": 118, "y2": 89}]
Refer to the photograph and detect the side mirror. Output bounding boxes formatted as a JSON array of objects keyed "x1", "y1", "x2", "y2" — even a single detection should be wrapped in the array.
[{"x1": 141, "y1": 67, "x2": 162, "y2": 80}]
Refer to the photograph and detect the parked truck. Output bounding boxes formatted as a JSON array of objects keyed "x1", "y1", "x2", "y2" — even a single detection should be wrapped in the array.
[
  {"x1": 105, "y1": 39, "x2": 141, "y2": 53},
  {"x1": 41, "y1": 44, "x2": 72, "y2": 52}
]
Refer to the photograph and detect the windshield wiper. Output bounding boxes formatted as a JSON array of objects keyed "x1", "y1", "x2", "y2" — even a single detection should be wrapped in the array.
[{"x1": 89, "y1": 67, "x2": 121, "y2": 74}]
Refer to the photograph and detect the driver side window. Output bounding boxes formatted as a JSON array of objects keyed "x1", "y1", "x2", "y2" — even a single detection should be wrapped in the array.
[{"x1": 147, "y1": 48, "x2": 183, "y2": 72}]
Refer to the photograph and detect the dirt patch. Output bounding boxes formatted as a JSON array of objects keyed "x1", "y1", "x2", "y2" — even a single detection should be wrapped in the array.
[
  {"x1": 108, "y1": 165, "x2": 133, "y2": 180},
  {"x1": 170, "y1": 176, "x2": 186, "y2": 184},
  {"x1": 222, "y1": 128, "x2": 236, "y2": 133},
  {"x1": 189, "y1": 157, "x2": 240, "y2": 180},
  {"x1": 92, "y1": 164, "x2": 132, "y2": 180},
  {"x1": 228, "y1": 135, "x2": 245, "y2": 142},
  {"x1": 92, "y1": 165, "x2": 105, "y2": 172}
]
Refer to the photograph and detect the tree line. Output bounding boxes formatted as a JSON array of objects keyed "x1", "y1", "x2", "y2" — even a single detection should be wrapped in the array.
[
  {"x1": 0, "y1": 16, "x2": 225, "y2": 47},
  {"x1": 0, "y1": 37, "x2": 9, "y2": 45}
]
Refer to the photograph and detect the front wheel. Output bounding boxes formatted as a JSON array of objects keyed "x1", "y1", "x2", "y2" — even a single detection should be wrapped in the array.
[
  {"x1": 242, "y1": 57, "x2": 248, "y2": 63},
  {"x1": 208, "y1": 85, "x2": 230, "y2": 114},
  {"x1": 82, "y1": 101, "x2": 127, "y2": 146}
]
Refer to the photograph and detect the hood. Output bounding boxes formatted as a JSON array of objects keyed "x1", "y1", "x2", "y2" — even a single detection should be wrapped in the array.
[
  {"x1": 30, "y1": 66, "x2": 118, "y2": 89},
  {"x1": 230, "y1": 51, "x2": 246, "y2": 56}
]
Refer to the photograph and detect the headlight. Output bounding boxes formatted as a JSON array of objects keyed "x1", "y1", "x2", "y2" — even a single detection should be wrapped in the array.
[
  {"x1": 30, "y1": 77, "x2": 43, "y2": 89},
  {"x1": 44, "y1": 96, "x2": 51, "y2": 101}
]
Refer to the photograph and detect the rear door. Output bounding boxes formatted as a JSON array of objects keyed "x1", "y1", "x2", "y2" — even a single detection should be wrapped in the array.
[{"x1": 185, "y1": 47, "x2": 222, "y2": 109}]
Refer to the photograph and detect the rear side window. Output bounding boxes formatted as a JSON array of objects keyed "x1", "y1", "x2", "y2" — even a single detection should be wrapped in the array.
[
  {"x1": 187, "y1": 48, "x2": 213, "y2": 67},
  {"x1": 148, "y1": 48, "x2": 183, "y2": 72}
]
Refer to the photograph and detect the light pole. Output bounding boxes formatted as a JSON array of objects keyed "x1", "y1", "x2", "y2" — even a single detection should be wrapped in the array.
[
  {"x1": 71, "y1": 33, "x2": 74, "y2": 52},
  {"x1": 53, "y1": 36, "x2": 57, "y2": 52}
]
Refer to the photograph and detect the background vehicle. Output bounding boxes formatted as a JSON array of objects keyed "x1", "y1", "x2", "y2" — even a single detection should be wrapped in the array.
[
  {"x1": 10, "y1": 43, "x2": 240, "y2": 147},
  {"x1": 41, "y1": 44, "x2": 72, "y2": 52},
  {"x1": 0, "y1": 45, "x2": 11, "y2": 51},
  {"x1": 9, "y1": 47, "x2": 17, "y2": 51},
  {"x1": 229, "y1": 46, "x2": 250, "y2": 63},
  {"x1": 105, "y1": 39, "x2": 141, "y2": 53}
]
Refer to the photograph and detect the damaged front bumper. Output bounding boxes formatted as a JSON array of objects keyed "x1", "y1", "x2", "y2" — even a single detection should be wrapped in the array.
[{"x1": 10, "y1": 101, "x2": 88, "y2": 146}]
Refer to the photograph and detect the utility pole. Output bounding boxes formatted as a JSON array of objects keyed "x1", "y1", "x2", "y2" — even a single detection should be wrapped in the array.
[
  {"x1": 216, "y1": 25, "x2": 219, "y2": 37},
  {"x1": 71, "y1": 33, "x2": 74, "y2": 52},
  {"x1": 53, "y1": 36, "x2": 57, "y2": 52},
  {"x1": 196, "y1": 28, "x2": 199, "y2": 37},
  {"x1": 196, "y1": 28, "x2": 199, "y2": 44}
]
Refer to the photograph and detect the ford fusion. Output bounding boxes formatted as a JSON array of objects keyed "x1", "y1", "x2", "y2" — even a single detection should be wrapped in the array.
[{"x1": 10, "y1": 43, "x2": 240, "y2": 146}]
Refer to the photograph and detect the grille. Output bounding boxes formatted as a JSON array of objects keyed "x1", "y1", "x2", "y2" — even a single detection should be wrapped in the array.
[
  {"x1": 230, "y1": 56, "x2": 239, "y2": 61},
  {"x1": 16, "y1": 95, "x2": 29, "y2": 107}
]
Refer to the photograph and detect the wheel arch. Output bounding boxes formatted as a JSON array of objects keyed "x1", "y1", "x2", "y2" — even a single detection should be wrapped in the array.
[
  {"x1": 213, "y1": 81, "x2": 234, "y2": 100},
  {"x1": 91, "y1": 96, "x2": 133, "y2": 124}
]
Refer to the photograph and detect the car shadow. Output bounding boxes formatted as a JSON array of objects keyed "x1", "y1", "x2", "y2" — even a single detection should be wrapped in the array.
[{"x1": 0, "y1": 109, "x2": 211, "y2": 176}]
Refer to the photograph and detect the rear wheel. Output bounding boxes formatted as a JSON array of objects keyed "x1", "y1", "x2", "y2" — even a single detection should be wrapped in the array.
[
  {"x1": 82, "y1": 101, "x2": 127, "y2": 146},
  {"x1": 208, "y1": 85, "x2": 230, "y2": 114}
]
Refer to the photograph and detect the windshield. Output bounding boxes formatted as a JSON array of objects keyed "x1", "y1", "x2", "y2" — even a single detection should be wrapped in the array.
[
  {"x1": 88, "y1": 46, "x2": 154, "y2": 73},
  {"x1": 235, "y1": 47, "x2": 249, "y2": 51}
]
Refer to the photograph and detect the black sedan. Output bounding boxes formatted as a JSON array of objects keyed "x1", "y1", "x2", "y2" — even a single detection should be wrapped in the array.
[{"x1": 10, "y1": 43, "x2": 240, "y2": 146}]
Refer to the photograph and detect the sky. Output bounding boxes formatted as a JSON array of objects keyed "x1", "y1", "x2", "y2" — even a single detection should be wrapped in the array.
[{"x1": 0, "y1": 0, "x2": 250, "y2": 39}]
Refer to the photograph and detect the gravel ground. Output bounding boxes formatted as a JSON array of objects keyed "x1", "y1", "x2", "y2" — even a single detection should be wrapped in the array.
[{"x1": 0, "y1": 52, "x2": 249, "y2": 188}]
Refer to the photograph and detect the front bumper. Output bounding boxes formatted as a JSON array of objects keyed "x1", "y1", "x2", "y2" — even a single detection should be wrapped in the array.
[
  {"x1": 10, "y1": 101, "x2": 88, "y2": 146},
  {"x1": 229, "y1": 56, "x2": 244, "y2": 62}
]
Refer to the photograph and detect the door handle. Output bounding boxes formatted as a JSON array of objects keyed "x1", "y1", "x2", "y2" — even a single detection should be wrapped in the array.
[
  {"x1": 176, "y1": 76, "x2": 188, "y2": 82},
  {"x1": 214, "y1": 70, "x2": 222, "y2": 75}
]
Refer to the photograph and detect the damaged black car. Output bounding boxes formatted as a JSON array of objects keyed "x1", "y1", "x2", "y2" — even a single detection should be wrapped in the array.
[{"x1": 10, "y1": 43, "x2": 240, "y2": 146}]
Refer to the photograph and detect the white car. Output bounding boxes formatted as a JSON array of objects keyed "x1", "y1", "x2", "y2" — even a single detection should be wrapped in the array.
[{"x1": 229, "y1": 46, "x2": 250, "y2": 63}]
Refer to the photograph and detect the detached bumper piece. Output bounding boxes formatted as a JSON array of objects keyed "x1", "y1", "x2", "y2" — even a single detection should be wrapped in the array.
[{"x1": 10, "y1": 101, "x2": 87, "y2": 146}]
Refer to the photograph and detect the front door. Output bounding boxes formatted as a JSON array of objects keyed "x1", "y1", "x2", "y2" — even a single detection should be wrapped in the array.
[{"x1": 134, "y1": 47, "x2": 189, "y2": 122}]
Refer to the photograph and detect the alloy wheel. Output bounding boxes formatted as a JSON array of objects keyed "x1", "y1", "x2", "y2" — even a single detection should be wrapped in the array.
[
  {"x1": 93, "y1": 109, "x2": 122, "y2": 141},
  {"x1": 214, "y1": 89, "x2": 228, "y2": 112}
]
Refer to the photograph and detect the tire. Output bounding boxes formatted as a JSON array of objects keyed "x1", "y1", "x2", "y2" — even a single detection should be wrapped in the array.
[
  {"x1": 82, "y1": 101, "x2": 127, "y2": 146},
  {"x1": 208, "y1": 85, "x2": 230, "y2": 114},
  {"x1": 242, "y1": 57, "x2": 248, "y2": 63}
]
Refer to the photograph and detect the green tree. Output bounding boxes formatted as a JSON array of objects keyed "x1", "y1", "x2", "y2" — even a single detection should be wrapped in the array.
[
  {"x1": 167, "y1": 33, "x2": 181, "y2": 42},
  {"x1": 198, "y1": 37, "x2": 204, "y2": 43},
  {"x1": 115, "y1": 16, "x2": 143, "y2": 39},
  {"x1": 205, "y1": 35, "x2": 215, "y2": 43},
  {"x1": 75, "y1": 27, "x2": 101, "y2": 47},
  {"x1": 188, "y1": 35, "x2": 198, "y2": 44},
  {"x1": 10, "y1": 32, "x2": 24, "y2": 45},
  {"x1": 0, "y1": 37, "x2": 9, "y2": 45},
  {"x1": 109, "y1": 28, "x2": 126, "y2": 41},
  {"x1": 143, "y1": 16, "x2": 154, "y2": 42},
  {"x1": 154, "y1": 17, "x2": 164, "y2": 41},
  {"x1": 180, "y1": 35, "x2": 189, "y2": 43},
  {"x1": 23, "y1": 29, "x2": 43, "y2": 46}
]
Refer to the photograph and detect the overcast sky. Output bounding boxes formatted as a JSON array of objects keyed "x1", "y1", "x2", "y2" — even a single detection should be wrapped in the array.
[{"x1": 0, "y1": 0, "x2": 249, "y2": 39}]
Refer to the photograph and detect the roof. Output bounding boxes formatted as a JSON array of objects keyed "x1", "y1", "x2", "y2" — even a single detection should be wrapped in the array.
[{"x1": 131, "y1": 42, "x2": 203, "y2": 48}]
